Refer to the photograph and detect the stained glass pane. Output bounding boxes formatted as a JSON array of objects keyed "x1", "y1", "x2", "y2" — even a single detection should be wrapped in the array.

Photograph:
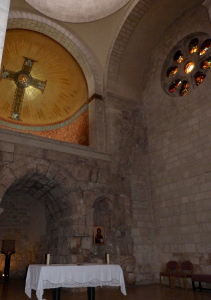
[
  {"x1": 173, "y1": 51, "x2": 184, "y2": 63},
  {"x1": 169, "y1": 79, "x2": 182, "y2": 93},
  {"x1": 184, "y1": 62, "x2": 195, "y2": 74},
  {"x1": 189, "y1": 38, "x2": 199, "y2": 54},
  {"x1": 195, "y1": 72, "x2": 206, "y2": 86},
  {"x1": 199, "y1": 39, "x2": 211, "y2": 56},
  {"x1": 180, "y1": 81, "x2": 190, "y2": 96},
  {"x1": 166, "y1": 66, "x2": 178, "y2": 77},
  {"x1": 201, "y1": 57, "x2": 211, "y2": 69}
]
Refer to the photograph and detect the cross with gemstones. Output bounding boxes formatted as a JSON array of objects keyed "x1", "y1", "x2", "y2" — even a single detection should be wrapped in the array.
[{"x1": 0, "y1": 57, "x2": 47, "y2": 121}]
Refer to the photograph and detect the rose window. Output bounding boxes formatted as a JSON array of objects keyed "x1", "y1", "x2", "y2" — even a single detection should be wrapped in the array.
[{"x1": 162, "y1": 34, "x2": 211, "y2": 97}]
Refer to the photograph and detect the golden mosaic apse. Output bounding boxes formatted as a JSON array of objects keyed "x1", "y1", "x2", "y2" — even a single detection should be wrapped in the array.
[{"x1": 0, "y1": 29, "x2": 89, "y2": 145}]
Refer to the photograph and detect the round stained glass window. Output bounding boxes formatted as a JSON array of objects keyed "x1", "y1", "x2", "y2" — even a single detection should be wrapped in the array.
[{"x1": 161, "y1": 33, "x2": 211, "y2": 97}]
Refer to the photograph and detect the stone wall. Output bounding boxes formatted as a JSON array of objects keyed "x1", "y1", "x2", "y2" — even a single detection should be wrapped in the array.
[
  {"x1": 0, "y1": 87, "x2": 151, "y2": 285},
  {"x1": 106, "y1": 94, "x2": 155, "y2": 284},
  {"x1": 142, "y1": 4, "x2": 211, "y2": 278},
  {"x1": 2, "y1": 0, "x2": 211, "y2": 287},
  {"x1": 0, "y1": 131, "x2": 136, "y2": 283}
]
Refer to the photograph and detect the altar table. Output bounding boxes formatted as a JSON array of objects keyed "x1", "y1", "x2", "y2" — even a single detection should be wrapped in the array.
[{"x1": 25, "y1": 264, "x2": 126, "y2": 300}]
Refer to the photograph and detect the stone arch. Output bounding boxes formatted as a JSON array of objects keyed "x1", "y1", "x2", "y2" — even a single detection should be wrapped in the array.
[
  {"x1": 7, "y1": 11, "x2": 103, "y2": 96},
  {"x1": 0, "y1": 156, "x2": 78, "y2": 277},
  {"x1": 0, "y1": 157, "x2": 77, "y2": 220},
  {"x1": 107, "y1": 0, "x2": 157, "y2": 94},
  {"x1": 0, "y1": 157, "x2": 78, "y2": 276},
  {"x1": 0, "y1": 157, "x2": 76, "y2": 205}
]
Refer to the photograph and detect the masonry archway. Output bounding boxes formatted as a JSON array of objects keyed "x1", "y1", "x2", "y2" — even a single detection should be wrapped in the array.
[{"x1": 0, "y1": 158, "x2": 75, "y2": 277}]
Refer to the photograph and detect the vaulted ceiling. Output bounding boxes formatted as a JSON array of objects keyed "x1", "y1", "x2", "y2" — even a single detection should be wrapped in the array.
[
  {"x1": 10, "y1": 1, "x2": 203, "y2": 98},
  {"x1": 24, "y1": 0, "x2": 132, "y2": 22}
]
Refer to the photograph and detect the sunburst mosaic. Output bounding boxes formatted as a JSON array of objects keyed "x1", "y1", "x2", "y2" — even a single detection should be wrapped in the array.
[{"x1": 0, "y1": 29, "x2": 89, "y2": 145}]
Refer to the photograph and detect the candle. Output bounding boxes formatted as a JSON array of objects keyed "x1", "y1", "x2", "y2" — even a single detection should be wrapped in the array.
[
  {"x1": 106, "y1": 253, "x2": 110, "y2": 264},
  {"x1": 46, "y1": 253, "x2": 50, "y2": 265}
]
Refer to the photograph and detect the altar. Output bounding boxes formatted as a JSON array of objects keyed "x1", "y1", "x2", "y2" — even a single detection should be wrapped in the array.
[{"x1": 25, "y1": 263, "x2": 126, "y2": 300}]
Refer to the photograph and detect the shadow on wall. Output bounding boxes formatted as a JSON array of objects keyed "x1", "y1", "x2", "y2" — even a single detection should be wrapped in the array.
[{"x1": 0, "y1": 189, "x2": 46, "y2": 278}]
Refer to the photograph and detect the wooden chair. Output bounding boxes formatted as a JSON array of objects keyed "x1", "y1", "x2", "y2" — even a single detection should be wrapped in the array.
[
  {"x1": 160, "y1": 261, "x2": 179, "y2": 288},
  {"x1": 173, "y1": 261, "x2": 193, "y2": 290}
]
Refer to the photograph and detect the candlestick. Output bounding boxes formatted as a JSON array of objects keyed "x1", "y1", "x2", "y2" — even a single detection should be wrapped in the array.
[
  {"x1": 106, "y1": 253, "x2": 110, "y2": 264},
  {"x1": 46, "y1": 253, "x2": 50, "y2": 265}
]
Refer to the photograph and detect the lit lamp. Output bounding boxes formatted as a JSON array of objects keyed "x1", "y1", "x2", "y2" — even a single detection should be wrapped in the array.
[{"x1": 0, "y1": 240, "x2": 15, "y2": 282}]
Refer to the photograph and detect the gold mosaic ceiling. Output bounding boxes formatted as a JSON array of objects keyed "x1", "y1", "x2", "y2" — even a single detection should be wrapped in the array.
[{"x1": 0, "y1": 29, "x2": 88, "y2": 130}]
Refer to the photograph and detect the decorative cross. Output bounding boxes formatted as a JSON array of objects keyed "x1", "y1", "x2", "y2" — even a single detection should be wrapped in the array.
[{"x1": 0, "y1": 57, "x2": 47, "y2": 121}]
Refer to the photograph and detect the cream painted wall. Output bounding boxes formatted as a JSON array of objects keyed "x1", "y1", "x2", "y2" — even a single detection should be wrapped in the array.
[
  {"x1": 67, "y1": 0, "x2": 137, "y2": 69},
  {"x1": 10, "y1": 0, "x2": 138, "y2": 70}
]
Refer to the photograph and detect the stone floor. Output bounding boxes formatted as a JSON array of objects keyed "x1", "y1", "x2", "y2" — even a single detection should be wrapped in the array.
[{"x1": 0, "y1": 279, "x2": 210, "y2": 300}]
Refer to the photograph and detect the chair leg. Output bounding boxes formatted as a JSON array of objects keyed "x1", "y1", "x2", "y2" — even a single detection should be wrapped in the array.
[
  {"x1": 178, "y1": 277, "x2": 181, "y2": 288},
  {"x1": 160, "y1": 275, "x2": 162, "y2": 286},
  {"x1": 171, "y1": 276, "x2": 175, "y2": 289},
  {"x1": 169, "y1": 276, "x2": 172, "y2": 288},
  {"x1": 184, "y1": 277, "x2": 187, "y2": 290},
  {"x1": 174, "y1": 275, "x2": 177, "y2": 289}
]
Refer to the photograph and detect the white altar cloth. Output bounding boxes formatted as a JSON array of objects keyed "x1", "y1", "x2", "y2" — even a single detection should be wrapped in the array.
[{"x1": 25, "y1": 264, "x2": 127, "y2": 300}]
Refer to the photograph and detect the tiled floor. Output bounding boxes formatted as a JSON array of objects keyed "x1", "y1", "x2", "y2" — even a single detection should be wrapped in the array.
[{"x1": 0, "y1": 279, "x2": 210, "y2": 300}]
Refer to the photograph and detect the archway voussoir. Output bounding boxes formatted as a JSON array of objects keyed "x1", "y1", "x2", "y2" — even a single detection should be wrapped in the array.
[
  {"x1": 0, "y1": 167, "x2": 16, "y2": 190},
  {"x1": 24, "y1": 157, "x2": 38, "y2": 175},
  {"x1": 36, "y1": 159, "x2": 50, "y2": 176},
  {"x1": 8, "y1": 159, "x2": 27, "y2": 174},
  {"x1": 46, "y1": 163, "x2": 60, "y2": 181},
  {"x1": 0, "y1": 184, "x2": 8, "y2": 204},
  {"x1": 11, "y1": 165, "x2": 28, "y2": 181}
]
